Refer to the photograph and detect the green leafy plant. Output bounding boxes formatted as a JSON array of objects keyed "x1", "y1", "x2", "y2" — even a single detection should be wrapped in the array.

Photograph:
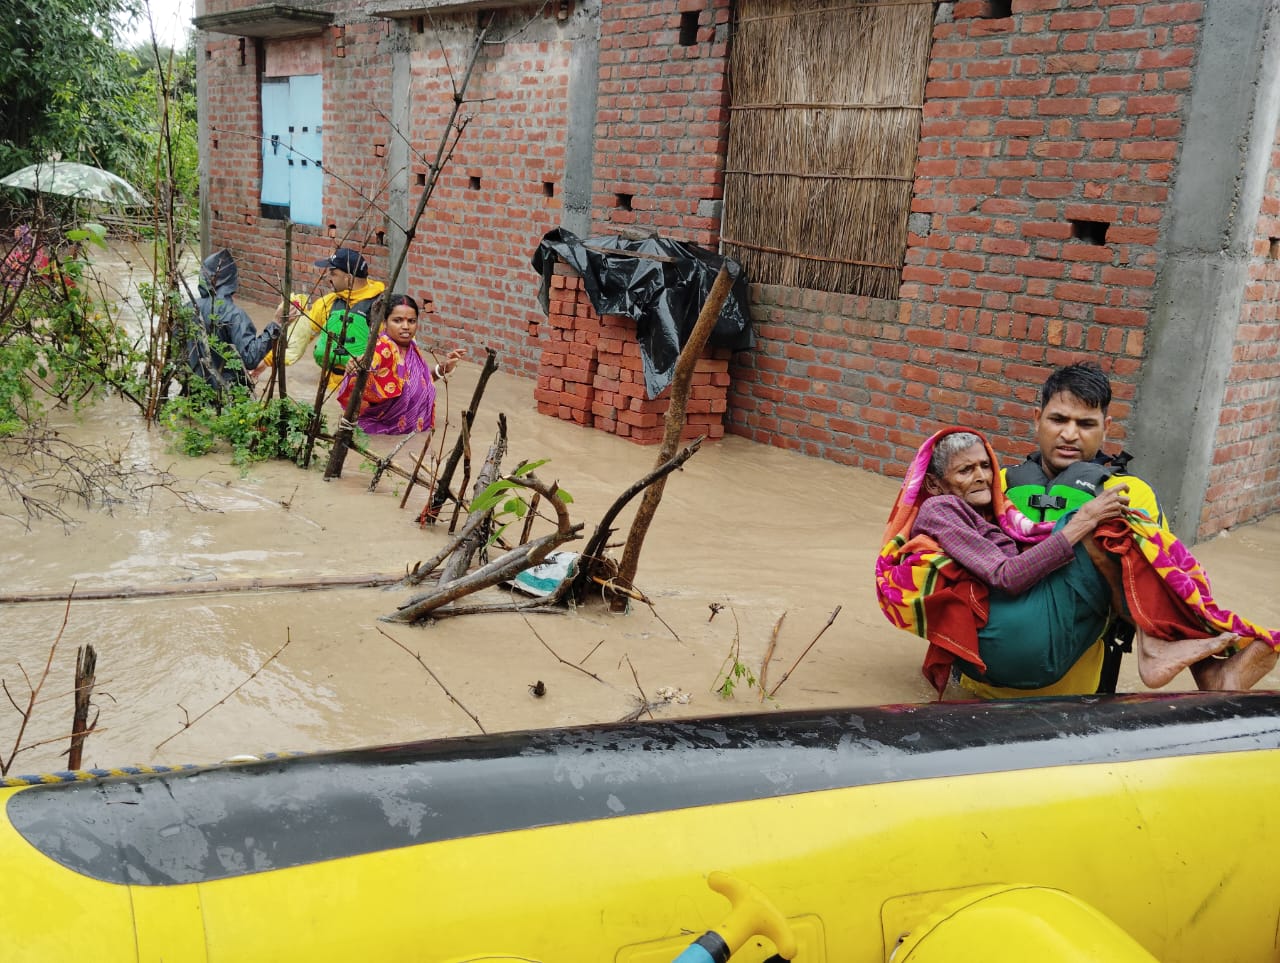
[
  {"x1": 160, "y1": 380, "x2": 321, "y2": 467},
  {"x1": 712, "y1": 612, "x2": 760, "y2": 700},
  {"x1": 469, "y1": 459, "x2": 573, "y2": 544}
]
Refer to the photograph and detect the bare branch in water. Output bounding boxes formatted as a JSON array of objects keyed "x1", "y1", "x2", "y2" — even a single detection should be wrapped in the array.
[
  {"x1": 376, "y1": 625, "x2": 485, "y2": 733},
  {"x1": 1, "y1": 586, "x2": 74, "y2": 776},
  {"x1": 154, "y1": 631, "x2": 293, "y2": 753},
  {"x1": 0, "y1": 423, "x2": 208, "y2": 531}
]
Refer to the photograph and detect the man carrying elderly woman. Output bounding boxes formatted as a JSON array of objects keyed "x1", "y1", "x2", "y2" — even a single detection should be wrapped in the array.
[{"x1": 876, "y1": 425, "x2": 1280, "y2": 698}]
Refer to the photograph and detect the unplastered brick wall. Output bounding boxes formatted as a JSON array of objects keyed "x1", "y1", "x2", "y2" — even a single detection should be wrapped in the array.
[
  {"x1": 591, "y1": 0, "x2": 732, "y2": 245},
  {"x1": 728, "y1": 286, "x2": 905, "y2": 471},
  {"x1": 1201, "y1": 124, "x2": 1280, "y2": 537},
  {"x1": 203, "y1": 13, "x2": 393, "y2": 305},
  {"x1": 398, "y1": 12, "x2": 572, "y2": 380},
  {"x1": 886, "y1": 0, "x2": 1203, "y2": 467}
]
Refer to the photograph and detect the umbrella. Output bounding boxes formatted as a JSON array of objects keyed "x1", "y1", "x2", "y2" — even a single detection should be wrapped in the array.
[{"x1": 0, "y1": 160, "x2": 149, "y2": 206}]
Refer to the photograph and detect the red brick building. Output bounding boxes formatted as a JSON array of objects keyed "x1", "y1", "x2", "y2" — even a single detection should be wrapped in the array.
[{"x1": 194, "y1": 0, "x2": 1280, "y2": 540}]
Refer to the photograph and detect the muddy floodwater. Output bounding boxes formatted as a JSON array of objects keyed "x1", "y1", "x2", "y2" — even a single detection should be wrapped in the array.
[{"x1": 3, "y1": 245, "x2": 1280, "y2": 776}]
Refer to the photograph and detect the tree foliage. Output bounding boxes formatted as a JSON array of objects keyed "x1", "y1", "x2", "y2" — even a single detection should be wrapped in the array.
[{"x1": 0, "y1": 0, "x2": 144, "y2": 176}]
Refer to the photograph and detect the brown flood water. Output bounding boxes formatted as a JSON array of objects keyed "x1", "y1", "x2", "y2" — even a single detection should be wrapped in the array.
[{"x1": 3, "y1": 243, "x2": 1280, "y2": 775}]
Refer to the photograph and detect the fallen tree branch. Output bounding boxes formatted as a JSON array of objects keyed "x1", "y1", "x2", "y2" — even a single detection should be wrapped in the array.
[
  {"x1": 387, "y1": 472, "x2": 581, "y2": 622},
  {"x1": 0, "y1": 572, "x2": 405, "y2": 605}
]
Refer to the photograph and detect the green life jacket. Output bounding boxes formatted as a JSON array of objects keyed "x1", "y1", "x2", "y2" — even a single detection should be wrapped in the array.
[
  {"x1": 1004, "y1": 452, "x2": 1131, "y2": 523},
  {"x1": 313, "y1": 296, "x2": 375, "y2": 372}
]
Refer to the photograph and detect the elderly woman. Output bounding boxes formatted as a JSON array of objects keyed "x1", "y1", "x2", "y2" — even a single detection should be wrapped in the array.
[
  {"x1": 911, "y1": 429, "x2": 1133, "y2": 691},
  {"x1": 876, "y1": 428, "x2": 1269, "y2": 696}
]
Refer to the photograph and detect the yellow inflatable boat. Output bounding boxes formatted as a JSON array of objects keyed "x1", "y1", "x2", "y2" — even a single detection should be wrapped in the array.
[{"x1": 2, "y1": 691, "x2": 1278, "y2": 961}]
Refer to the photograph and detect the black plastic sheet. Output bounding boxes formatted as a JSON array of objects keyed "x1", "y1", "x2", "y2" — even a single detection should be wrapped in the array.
[{"x1": 532, "y1": 229, "x2": 754, "y2": 398}]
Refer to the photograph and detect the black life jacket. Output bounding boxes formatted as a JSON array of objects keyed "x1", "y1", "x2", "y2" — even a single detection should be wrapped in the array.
[{"x1": 1004, "y1": 451, "x2": 1132, "y2": 523}]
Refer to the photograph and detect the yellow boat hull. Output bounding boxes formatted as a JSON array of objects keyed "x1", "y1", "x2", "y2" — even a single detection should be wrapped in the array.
[{"x1": 2, "y1": 692, "x2": 1278, "y2": 961}]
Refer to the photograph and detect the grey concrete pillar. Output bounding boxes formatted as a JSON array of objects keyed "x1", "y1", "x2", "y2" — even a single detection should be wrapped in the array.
[
  {"x1": 386, "y1": 22, "x2": 412, "y2": 293},
  {"x1": 1132, "y1": 0, "x2": 1280, "y2": 541},
  {"x1": 561, "y1": 0, "x2": 600, "y2": 239}
]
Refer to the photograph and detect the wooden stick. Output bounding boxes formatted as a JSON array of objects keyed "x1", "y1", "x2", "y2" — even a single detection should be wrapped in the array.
[
  {"x1": 400, "y1": 430, "x2": 436, "y2": 509},
  {"x1": 523, "y1": 618, "x2": 608, "y2": 686},
  {"x1": 368, "y1": 431, "x2": 419, "y2": 492},
  {"x1": 426, "y1": 346, "x2": 499, "y2": 522},
  {"x1": 759, "y1": 610, "x2": 787, "y2": 701},
  {"x1": 768, "y1": 606, "x2": 842, "y2": 698},
  {"x1": 439, "y1": 415, "x2": 506, "y2": 585},
  {"x1": 0, "y1": 572, "x2": 405, "y2": 605},
  {"x1": 67, "y1": 644, "x2": 97, "y2": 769},
  {"x1": 614, "y1": 265, "x2": 734, "y2": 604}
]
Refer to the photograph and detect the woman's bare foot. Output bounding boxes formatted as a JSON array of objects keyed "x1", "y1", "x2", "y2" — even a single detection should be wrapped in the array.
[
  {"x1": 1136, "y1": 626, "x2": 1238, "y2": 689},
  {"x1": 1190, "y1": 638, "x2": 1280, "y2": 691}
]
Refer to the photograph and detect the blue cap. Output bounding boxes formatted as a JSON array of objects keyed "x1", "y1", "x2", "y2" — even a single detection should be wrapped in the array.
[{"x1": 314, "y1": 247, "x2": 369, "y2": 278}]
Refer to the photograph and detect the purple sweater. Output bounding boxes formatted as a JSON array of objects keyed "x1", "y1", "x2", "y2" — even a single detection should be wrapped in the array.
[{"x1": 911, "y1": 495, "x2": 1075, "y2": 595}]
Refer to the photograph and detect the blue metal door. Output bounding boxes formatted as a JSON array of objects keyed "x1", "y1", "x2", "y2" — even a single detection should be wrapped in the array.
[{"x1": 259, "y1": 74, "x2": 323, "y2": 225}]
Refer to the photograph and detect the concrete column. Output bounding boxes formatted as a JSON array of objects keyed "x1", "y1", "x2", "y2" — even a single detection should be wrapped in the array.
[
  {"x1": 386, "y1": 22, "x2": 412, "y2": 293},
  {"x1": 1132, "y1": 0, "x2": 1280, "y2": 541},
  {"x1": 561, "y1": 0, "x2": 600, "y2": 239}
]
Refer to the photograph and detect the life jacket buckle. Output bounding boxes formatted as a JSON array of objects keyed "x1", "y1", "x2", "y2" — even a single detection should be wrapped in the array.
[{"x1": 1028, "y1": 493, "x2": 1067, "y2": 511}]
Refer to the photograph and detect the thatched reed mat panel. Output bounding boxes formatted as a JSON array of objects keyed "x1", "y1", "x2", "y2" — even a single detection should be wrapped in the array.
[{"x1": 723, "y1": 0, "x2": 933, "y2": 298}]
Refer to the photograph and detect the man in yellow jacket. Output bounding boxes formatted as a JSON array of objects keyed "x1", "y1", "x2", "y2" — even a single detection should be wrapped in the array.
[{"x1": 305, "y1": 247, "x2": 386, "y2": 390}]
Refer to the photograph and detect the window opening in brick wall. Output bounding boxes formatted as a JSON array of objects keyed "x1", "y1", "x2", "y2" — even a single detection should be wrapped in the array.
[
  {"x1": 982, "y1": 0, "x2": 1013, "y2": 17},
  {"x1": 721, "y1": 0, "x2": 931, "y2": 297},
  {"x1": 413, "y1": 15, "x2": 425, "y2": 33},
  {"x1": 543, "y1": 181, "x2": 555, "y2": 197},
  {"x1": 416, "y1": 172, "x2": 426, "y2": 186},
  {"x1": 260, "y1": 74, "x2": 323, "y2": 226},
  {"x1": 469, "y1": 176, "x2": 482, "y2": 190},
  {"x1": 1269, "y1": 237, "x2": 1280, "y2": 259},
  {"x1": 1070, "y1": 219, "x2": 1109, "y2": 246},
  {"x1": 615, "y1": 192, "x2": 633, "y2": 211},
  {"x1": 238, "y1": 38, "x2": 246, "y2": 66},
  {"x1": 679, "y1": 11, "x2": 699, "y2": 46},
  {"x1": 376, "y1": 231, "x2": 385, "y2": 245}
]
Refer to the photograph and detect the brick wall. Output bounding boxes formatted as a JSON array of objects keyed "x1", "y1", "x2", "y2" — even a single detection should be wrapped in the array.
[
  {"x1": 398, "y1": 15, "x2": 571, "y2": 379},
  {"x1": 203, "y1": 12, "x2": 393, "y2": 304},
  {"x1": 590, "y1": 0, "x2": 732, "y2": 244},
  {"x1": 889, "y1": 0, "x2": 1201, "y2": 465},
  {"x1": 728, "y1": 286, "x2": 904, "y2": 472},
  {"x1": 1201, "y1": 123, "x2": 1280, "y2": 536}
]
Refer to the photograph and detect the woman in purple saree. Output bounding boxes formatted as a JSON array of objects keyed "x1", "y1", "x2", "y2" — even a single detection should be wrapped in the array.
[{"x1": 337, "y1": 293, "x2": 464, "y2": 435}]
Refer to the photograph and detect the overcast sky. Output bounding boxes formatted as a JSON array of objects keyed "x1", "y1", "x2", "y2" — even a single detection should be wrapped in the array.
[{"x1": 119, "y1": 0, "x2": 197, "y2": 49}]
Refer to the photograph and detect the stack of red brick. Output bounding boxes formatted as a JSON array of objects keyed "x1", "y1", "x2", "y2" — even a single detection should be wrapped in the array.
[{"x1": 534, "y1": 262, "x2": 731, "y2": 444}]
